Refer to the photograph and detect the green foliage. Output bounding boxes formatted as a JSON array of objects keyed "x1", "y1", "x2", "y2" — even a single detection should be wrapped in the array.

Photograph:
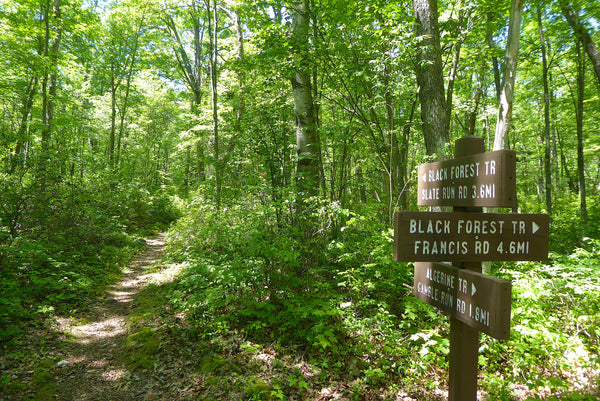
[
  {"x1": 476, "y1": 239, "x2": 600, "y2": 398},
  {"x1": 0, "y1": 172, "x2": 179, "y2": 343},
  {"x1": 164, "y1": 193, "x2": 454, "y2": 395}
]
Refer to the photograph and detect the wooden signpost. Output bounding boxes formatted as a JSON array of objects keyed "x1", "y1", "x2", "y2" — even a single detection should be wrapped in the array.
[{"x1": 394, "y1": 136, "x2": 549, "y2": 401}]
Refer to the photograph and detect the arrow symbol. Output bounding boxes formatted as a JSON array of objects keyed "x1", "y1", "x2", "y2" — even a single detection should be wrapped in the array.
[
  {"x1": 532, "y1": 221, "x2": 540, "y2": 234},
  {"x1": 471, "y1": 283, "x2": 477, "y2": 296},
  {"x1": 423, "y1": 173, "x2": 427, "y2": 182}
]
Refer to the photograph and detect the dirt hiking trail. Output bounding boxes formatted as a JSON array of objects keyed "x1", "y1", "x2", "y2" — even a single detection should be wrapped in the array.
[{"x1": 50, "y1": 233, "x2": 168, "y2": 400}]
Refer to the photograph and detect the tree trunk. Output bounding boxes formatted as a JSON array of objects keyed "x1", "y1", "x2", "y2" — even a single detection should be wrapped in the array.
[
  {"x1": 486, "y1": 14, "x2": 502, "y2": 102},
  {"x1": 109, "y1": 69, "x2": 117, "y2": 169},
  {"x1": 468, "y1": 61, "x2": 486, "y2": 137},
  {"x1": 562, "y1": 4, "x2": 600, "y2": 88},
  {"x1": 446, "y1": 0, "x2": 468, "y2": 116},
  {"x1": 400, "y1": 93, "x2": 418, "y2": 211},
  {"x1": 291, "y1": 0, "x2": 320, "y2": 200},
  {"x1": 11, "y1": 76, "x2": 38, "y2": 173},
  {"x1": 196, "y1": 140, "x2": 206, "y2": 182},
  {"x1": 40, "y1": 0, "x2": 62, "y2": 193},
  {"x1": 116, "y1": 15, "x2": 144, "y2": 168},
  {"x1": 206, "y1": 0, "x2": 220, "y2": 207},
  {"x1": 538, "y1": 6, "x2": 552, "y2": 216},
  {"x1": 412, "y1": 0, "x2": 449, "y2": 158},
  {"x1": 232, "y1": 8, "x2": 245, "y2": 134},
  {"x1": 493, "y1": 0, "x2": 524, "y2": 151},
  {"x1": 384, "y1": 61, "x2": 396, "y2": 223},
  {"x1": 164, "y1": 9, "x2": 203, "y2": 112},
  {"x1": 576, "y1": 41, "x2": 588, "y2": 223}
]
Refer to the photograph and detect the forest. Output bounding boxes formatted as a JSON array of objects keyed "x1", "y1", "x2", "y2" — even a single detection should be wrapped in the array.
[{"x1": 1, "y1": 0, "x2": 600, "y2": 399}]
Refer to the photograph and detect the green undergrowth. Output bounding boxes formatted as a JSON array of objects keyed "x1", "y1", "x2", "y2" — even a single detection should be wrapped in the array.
[
  {"x1": 479, "y1": 239, "x2": 600, "y2": 399},
  {"x1": 0, "y1": 172, "x2": 180, "y2": 346},
  {"x1": 115, "y1": 191, "x2": 600, "y2": 400}
]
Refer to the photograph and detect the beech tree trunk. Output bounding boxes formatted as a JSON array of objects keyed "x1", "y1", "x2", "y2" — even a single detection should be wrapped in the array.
[{"x1": 291, "y1": 0, "x2": 320, "y2": 200}]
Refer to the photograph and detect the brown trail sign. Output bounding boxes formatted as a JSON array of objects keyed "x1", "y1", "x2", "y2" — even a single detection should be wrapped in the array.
[
  {"x1": 393, "y1": 136, "x2": 550, "y2": 401},
  {"x1": 418, "y1": 150, "x2": 516, "y2": 208},
  {"x1": 414, "y1": 262, "x2": 512, "y2": 340},
  {"x1": 394, "y1": 211, "x2": 550, "y2": 262}
]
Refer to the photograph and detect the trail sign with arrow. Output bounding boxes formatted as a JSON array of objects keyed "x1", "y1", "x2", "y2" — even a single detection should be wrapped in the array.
[
  {"x1": 394, "y1": 211, "x2": 550, "y2": 262},
  {"x1": 413, "y1": 261, "x2": 512, "y2": 339}
]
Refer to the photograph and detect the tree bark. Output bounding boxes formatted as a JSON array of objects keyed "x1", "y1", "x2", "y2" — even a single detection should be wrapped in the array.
[
  {"x1": 446, "y1": 0, "x2": 468, "y2": 116},
  {"x1": 538, "y1": 6, "x2": 552, "y2": 216},
  {"x1": 206, "y1": 0, "x2": 220, "y2": 207},
  {"x1": 40, "y1": 0, "x2": 62, "y2": 193},
  {"x1": 493, "y1": 0, "x2": 524, "y2": 151},
  {"x1": 413, "y1": 0, "x2": 449, "y2": 158},
  {"x1": 11, "y1": 76, "x2": 38, "y2": 173},
  {"x1": 486, "y1": 13, "x2": 502, "y2": 102},
  {"x1": 291, "y1": 0, "x2": 320, "y2": 200},
  {"x1": 562, "y1": 4, "x2": 600, "y2": 88},
  {"x1": 109, "y1": 69, "x2": 117, "y2": 169},
  {"x1": 576, "y1": 42, "x2": 587, "y2": 222}
]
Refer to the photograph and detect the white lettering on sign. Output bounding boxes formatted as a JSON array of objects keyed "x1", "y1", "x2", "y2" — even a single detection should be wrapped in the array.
[
  {"x1": 417, "y1": 282, "x2": 439, "y2": 302},
  {"x1": 415, "y1": 285, "x2": 493, "y2": 329},
  {"x1": 442, "y1": 186, "x2": 455, "y2": 200},
  {"x1": 409, "y1": 218, "x2": 506, "y2": 235},
  {"x1": 471, "y1": 305, "x2": 490, "y2": 327},
  {"x1": 495, "y1": 241, "x2": 530, "y2": 255},
  {"x1": 458, "y1": 278, "x2": 467, "y2": 294},
  {"x1": 430, "y1": 184, "x2": 498, "y2": 202},
  {"x1": 414, "y1": 240, "x2": 469, "y2": 256},
  {"x1": 512, "y1": 220, "x2": 526, "y2": 234},
  {"x1": 415, "y1": 264, "x2": 497, "y2": 330},
  {"x1": 428, "y1": 168, "x2": 448, "y2": 182},
  {"x1": 450, "y1": 162, "x2": 480, "y2": 179},
  {"x1": 397, "y1": 212, "x2": 549, "y2": 262},
  {"x1": 456, "y1": 219, "x2": 505, "y2": 235},
  {"x1": 423, "y1": 159, "x2": 499, "y2": 184},
  {"x1": 484, "y1": 160, "x2": 496, "y2": 175},
  {"x1": 421, "y1": 188, "x2": 440, "y2": 200},
  {"x1": 426, "y1": 267, "x2": 456, "y2": 289},
  {"x1": 409, "y1": 219, "x2": 452, "y2": 235},
  {"x1": 412, "y1": 261, "x2": 513, "y2": 339}
]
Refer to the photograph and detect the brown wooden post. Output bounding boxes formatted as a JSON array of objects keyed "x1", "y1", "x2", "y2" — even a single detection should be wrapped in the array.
[{"x1": 449, "y1": 136, "x2": 484, "y2": 401}]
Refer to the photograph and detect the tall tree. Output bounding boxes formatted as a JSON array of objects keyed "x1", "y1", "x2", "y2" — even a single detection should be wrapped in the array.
[
  {"x1": 493, "y1": 0, "x2": 524, "y2": 151},
  {"x1": 102, "y1": 4, "x2": 145, "y2": 170},
  {"x1": 291, "y1": 0, "x2": 320, "y2": 200},
  {"x1": 206, "y1": 0, "x2": 220, "y2": 206},
  {"x1": 40, "y1": 0, "x2": 63, "y2": 193},
  {"x1": 161, "y1": 0, "x2": 208, "y2": 185},
  {"x1": 412, "y1": 0, "x2": 449, "y2": 158},
  {"x1": 538, "y1": 5, "x2": 552, "y2": 215},
  {"x1": 575, "y1": 41, "x2": 587, "y2": 223}
]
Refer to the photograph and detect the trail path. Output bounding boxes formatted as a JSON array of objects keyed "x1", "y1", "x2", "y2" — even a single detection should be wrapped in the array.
[{"x1": 48, "y1": 233, "x2": 169, "y2": 401}]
